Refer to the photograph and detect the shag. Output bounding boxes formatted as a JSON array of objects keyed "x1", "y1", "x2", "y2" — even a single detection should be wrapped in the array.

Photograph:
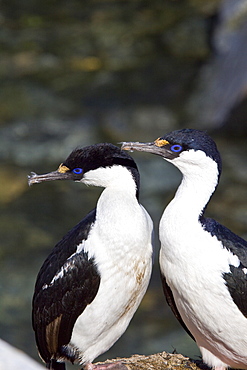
[
  {"x1": 28, "y1": 143, "x2": 153, "y2": 370},
  {"x1": 122, "y1": 129, "x2": 247, "y2": 370}
]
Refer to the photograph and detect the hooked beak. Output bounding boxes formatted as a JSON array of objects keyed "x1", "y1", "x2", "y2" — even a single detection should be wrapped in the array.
[
  {"x1": 28, "y1": 164, "x2": 71, "y2": 186},
  {"x1": 121, "y1": 139, "x2": 170, "y2": 157}
]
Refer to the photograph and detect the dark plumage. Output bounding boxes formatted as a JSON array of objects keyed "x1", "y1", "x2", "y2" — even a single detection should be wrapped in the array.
[{"x1": 33, "y1": 210, "x2": 99, "y2": 366}]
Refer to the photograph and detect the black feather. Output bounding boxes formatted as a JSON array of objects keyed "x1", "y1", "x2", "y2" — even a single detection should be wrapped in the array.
[
  {"x1": 200, "y1": 216, "x2": 247, "y2": 318},
  {"x1": 32, "y1": 209, "x2": 100, "y2": 364},
  {"x1": 63, "y1": 143, "x2": 140, "y2": 200},
  {"x1": 224, "y1": 265, "x2": 247, "y2": 318},
  {"x1": 46, "y1": 359, "x2": 66, "y2": 369},
  {"x1": 161, "y1": 129, "x2": 222, "y2": 175}
]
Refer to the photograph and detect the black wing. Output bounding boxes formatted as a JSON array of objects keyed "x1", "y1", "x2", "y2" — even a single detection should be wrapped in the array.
[
  {"x1": 160, "y1": 273, "x2": 195, "y2": 340},
  {"x1": 32, "y1": 209, "x2": 101, "y2": 364},
  {"x1": 201, "y1": 217, "x2": 247, "y2": 318}
]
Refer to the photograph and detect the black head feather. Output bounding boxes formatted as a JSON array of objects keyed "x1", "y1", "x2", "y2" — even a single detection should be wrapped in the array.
[
  {"x1": 161, "y1": 129, "x2": 222, "y2": 175},
  {"x1": 63, "y1": 143, "x2": 140, "y2": 199}
]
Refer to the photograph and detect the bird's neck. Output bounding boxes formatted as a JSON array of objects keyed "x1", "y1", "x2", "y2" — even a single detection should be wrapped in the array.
[
  {"x1": 83, "y1": 165, "x2": 139, "y2": 200},
  {"x1": 96, "y1": 184, "x2": 140, "y2": 229},
  {"x1": 159, "y1": 159, "x2": 220, "y2": 270},
  {"x1": 164, "y1": 164, "x2": 219, "y2": 223},
  {"x1": 93, "y1": 185, "x2": 149, "y2": 256}
]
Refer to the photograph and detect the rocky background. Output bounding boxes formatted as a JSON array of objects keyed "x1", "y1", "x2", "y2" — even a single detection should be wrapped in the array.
[{"x1": 0, "y1": 0, "x2": 247, "y2": 368}]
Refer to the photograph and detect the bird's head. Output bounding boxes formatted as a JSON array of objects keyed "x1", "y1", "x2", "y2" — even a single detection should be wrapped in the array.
[
  {"x1": 28, "y1": 143, "x2": 140, "y2": 196},
  {"x1": 122, "y1": 129, "x2": 222, "y2": 178}
]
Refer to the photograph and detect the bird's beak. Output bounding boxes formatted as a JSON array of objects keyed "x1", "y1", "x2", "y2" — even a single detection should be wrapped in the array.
[
  {"x1": 121, "y1": 138, "x2": 170, "y2": 157},
  {"x1": 28, "y1": 164, "x2": 71, "y2": 186}
]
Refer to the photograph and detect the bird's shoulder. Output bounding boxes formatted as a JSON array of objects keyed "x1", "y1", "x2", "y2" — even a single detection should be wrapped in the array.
[
  {"x1": 34, "y1": 209, "x2": 97, "y2": 290},
  {"x1": 200, "y1": 217, "x2": 247, "y2": 266},
  {"x1": 201, "y1": 216, "x2": 247, "y2": 318},
  {"x1": 32, "y1": 209, "x2": 101, "y2": 363}
]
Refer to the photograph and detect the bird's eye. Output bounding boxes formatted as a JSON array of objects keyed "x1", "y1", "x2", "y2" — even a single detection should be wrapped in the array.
[
  {"x1": 72, "y1": 168, "x2": 83, "y2": 174},
  {"x1": 170, "y1": 144, "x2": 183, "y2": 153}
]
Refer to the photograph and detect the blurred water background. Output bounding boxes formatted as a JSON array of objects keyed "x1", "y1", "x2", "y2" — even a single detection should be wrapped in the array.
[{"x1": 0, "y1": 0, "x2": 247, "y2": 367}]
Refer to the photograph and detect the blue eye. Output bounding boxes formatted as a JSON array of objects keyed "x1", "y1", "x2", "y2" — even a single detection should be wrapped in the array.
[
  {"x1": 72, "y1": 168, "x2": 83, "y2": 174},
  {"x1": 170, "y1": 144, "x2": 183, "y2": 153}
]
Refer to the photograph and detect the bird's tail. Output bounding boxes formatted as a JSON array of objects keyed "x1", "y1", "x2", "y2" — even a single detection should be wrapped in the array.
[{"x1": 46, "y1": 359, "x2": 66, "y2": 370}]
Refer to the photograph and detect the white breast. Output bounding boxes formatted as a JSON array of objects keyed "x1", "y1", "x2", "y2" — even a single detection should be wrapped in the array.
[
  {"x1": 70, "y1": 187, "x2": 153, "y2": 365},
  {"x1": 159, "y1": 190, "x2": 247, "y2": 369}
]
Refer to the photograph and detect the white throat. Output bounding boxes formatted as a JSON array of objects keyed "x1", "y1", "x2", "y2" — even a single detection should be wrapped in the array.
[
  {"x1": 167, "y1": 150, "x2": 219, "y2": 218},
  {"x1": 159, "y1": 150, "x2": 220, "y2": 262},
  {"x1": 82, "y1": 165, "x2": 138, "y2": 196},
  {"x1": 81, "y1": 165, "x2": 143, "y2": 252}
]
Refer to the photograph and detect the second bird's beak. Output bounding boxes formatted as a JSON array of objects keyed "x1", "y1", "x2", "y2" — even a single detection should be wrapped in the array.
[
  {"x1": 121, "y1": 139, "x2": 169, "y2": 157},
  {"x1": 28, "y1": 164, "x2": 71, "y2": 186}
]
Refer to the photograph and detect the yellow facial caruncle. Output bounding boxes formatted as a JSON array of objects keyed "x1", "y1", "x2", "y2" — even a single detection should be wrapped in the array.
[
  {"x1": 57, "y1": 164, "x2": 70, "y2": 173},
  {"x1": 154, "y1": 138, "x2": 170, "y2": 147}
]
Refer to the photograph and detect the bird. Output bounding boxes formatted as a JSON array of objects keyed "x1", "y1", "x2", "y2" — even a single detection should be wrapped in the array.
[
  {"x1": 28, "y1": 143, "x2": 153, "y2": 370},
  {"x1": 121, "y1": 129, "x2": 247, "y2": 370}
]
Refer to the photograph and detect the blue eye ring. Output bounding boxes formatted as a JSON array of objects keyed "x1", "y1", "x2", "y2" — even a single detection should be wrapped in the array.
[
  {"x1": 72, "y1": 168, "x2": 83, "y2": 174},
  {"x1": 170, "y1": 144, "x2": 183, "y2": 153}
]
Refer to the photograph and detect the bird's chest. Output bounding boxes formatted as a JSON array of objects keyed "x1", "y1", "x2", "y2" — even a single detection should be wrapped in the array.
[
  {"x1": 72, "y1": 225, "x2": 151, "y2": 345},
  {"x1": 84, "y1": 209, "x2": 152, "y2": 295},
  {"x1": 160, "y1": 209, "x2": 231, "y2": 300},
  {"x1": 90, "y1": 228, "x2": 149, "y2": 288},
  {"x1": 79, "y1": 191, "x2": 153, "y2": 321},
  {"x1": 159, "y1": 210, "x2": 211, "y2": 273},
  {"x1": 159, "y1": 209, "x2": 242, "y2": 336}
]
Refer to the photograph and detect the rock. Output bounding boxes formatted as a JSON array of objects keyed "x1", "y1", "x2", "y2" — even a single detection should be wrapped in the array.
[
  {"x1": 0, "y1": 339, "x2": 44, "y2": 370},
  {"x1": 101, "y1": 105, "x2": 177, "y2": 142},
  {"x1": 0, "y1": 339, "x2": 203, "y2": 370},
  {"x1": 0, "y1": 118, "x2": 97, "y2": 166},
  {"x1": 95, "y1": 351, "x2": 203, "y2": 370},
  {"x1": 187, "y1": 0, "x2": 247, "y2": 131}
]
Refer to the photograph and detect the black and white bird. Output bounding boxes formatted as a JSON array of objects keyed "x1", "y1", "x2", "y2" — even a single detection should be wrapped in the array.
[
  {"x1": 122, "y1": 129, "x2": 247, "y2": 370},
  {"x1": 28, "y1": 143, "x2": 153, "y2": 370}
]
